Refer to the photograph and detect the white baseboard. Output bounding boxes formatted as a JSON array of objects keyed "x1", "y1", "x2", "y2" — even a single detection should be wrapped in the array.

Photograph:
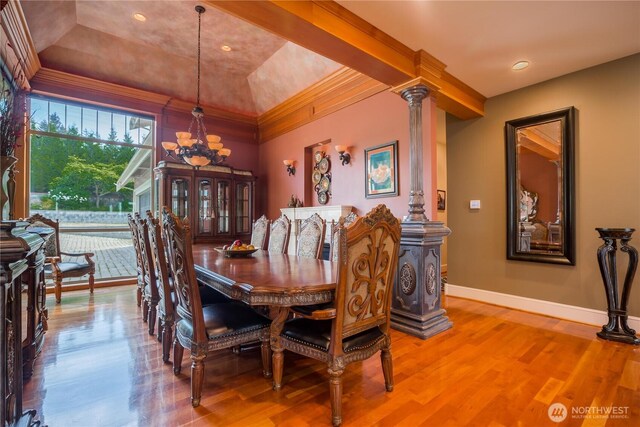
[{"x1": 445, "y1": 283, "x2": 640, "y2": 331}]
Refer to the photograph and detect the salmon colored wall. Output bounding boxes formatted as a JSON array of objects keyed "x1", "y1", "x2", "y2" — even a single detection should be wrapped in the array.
[
  {"x1": 257, "y1": 90, "x2": 439, "y2": 220},
  {"x1": 519, "y1": 150, "x2": 558, "y2": 223},
  {"x1": 159, "y1": 111, "x2": 259, "y2": 174}
]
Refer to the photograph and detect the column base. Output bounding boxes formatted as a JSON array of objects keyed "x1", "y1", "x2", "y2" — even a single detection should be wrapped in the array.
[{"x1": 391, "y1": 307, "x2": 452, "y2": 340}]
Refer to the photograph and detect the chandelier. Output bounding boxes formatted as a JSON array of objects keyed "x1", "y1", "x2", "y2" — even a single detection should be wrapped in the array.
[{"x1": 161, "y1": 5, "x2": 230, "y2": 168}]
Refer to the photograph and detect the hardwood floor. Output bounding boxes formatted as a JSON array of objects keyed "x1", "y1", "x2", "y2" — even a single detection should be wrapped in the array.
[{"x1": 23, "y1": 286, "x2": 639, "y2": 426}]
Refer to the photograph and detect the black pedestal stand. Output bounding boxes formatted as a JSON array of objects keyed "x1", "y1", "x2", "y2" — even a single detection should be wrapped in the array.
[{"x1": 595, "y1": 228, "x2": 639, "y2": 345}]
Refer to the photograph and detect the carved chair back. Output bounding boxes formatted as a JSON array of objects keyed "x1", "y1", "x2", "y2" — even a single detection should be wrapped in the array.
[
  {"x1": 332, "y1": 205, "x2": 400, "y2": 347},
  {"x1": 268, "y1": 214, "x2": 291, "y2": 254},
  {"x1": 133, "y1": 213, "x2": 159, "y2": 303},
  {"x1": 162, "y1": 207, "x2": 207, "y2": 345},
  {"x1": 24, "y1": 213, "x2": 61, "y2": 258},
  {"x1": 329, "y1": 212, "x2": 358, "y2": 262},
  {"x1": 146, "y1": 211, "x2": 173, "y2": 319},
  {"x1": 296, "y1": 213, "x2": 326, "y2": 259},
  {"x1": 250, "y1": 214, "x2": 270, "y2": 250},
  {"x1": 127, "y1": 214, "x2": 144, "y2": 283}
]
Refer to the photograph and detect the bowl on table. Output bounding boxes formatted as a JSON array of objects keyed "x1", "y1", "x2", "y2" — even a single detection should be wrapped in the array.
[{"x1": 215, "y1": 247, "x2": 259, "y2": 258}]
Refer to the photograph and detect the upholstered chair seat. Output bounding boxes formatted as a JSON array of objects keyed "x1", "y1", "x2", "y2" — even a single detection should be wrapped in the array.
[
  {"x1": 282, "y1": 318, "x2": 385, "y2": 353},
  {"x1": 43, "y1": 261, "x2": 90, "y2": 275},
  {"x1": 175, "y1": 302, "x2": 270, "y2": 344}
]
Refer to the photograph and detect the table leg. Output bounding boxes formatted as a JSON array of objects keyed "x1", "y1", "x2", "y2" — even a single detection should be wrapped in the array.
[{"x1": 270, "y1": 307, "x2": 288, "y2": 390}]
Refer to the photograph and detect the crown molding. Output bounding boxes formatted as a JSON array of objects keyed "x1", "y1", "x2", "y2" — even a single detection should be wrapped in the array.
[
  {"x1": 30, "y1": 68, "x2": 171, "y2": 114},
  {"x1": 29, "y1": 68, "x2": 259, "y2": 133},
  {"x1": 163, "y1": 98, "x2": 257, "y2": 126},
  {"x1": 257, "y1": 67, "x2": 387, "y2": 143},
  {"x1": 0, "y1": 0, "x2": 40, "y2": 86}
]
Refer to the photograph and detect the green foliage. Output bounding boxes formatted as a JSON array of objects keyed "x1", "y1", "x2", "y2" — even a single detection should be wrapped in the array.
[
  {"x1": 49, "y1": 156, "x2": 126, "y2": 209},
  {"x1": 30, "y1": 113, "x2": 140, "y2": 210}
]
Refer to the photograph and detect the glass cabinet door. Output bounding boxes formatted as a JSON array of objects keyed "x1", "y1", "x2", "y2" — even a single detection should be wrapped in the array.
[
  {"x1": 216, "y1": 180, "x2": 230, "y2": 235},
  {"x1": 171, "y1": 178, "x2": 189, "y2": 218},
  {"x1": 235, "y1": 182, "x2": 252, "y2": 234},
  {"x1": 198, "y1": 179, "x2": 213, "y2": 234}
]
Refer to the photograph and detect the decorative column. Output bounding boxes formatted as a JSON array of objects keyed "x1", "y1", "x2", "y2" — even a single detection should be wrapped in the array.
[
  {"x1": 390, "y1": 83, "x2": 452, "y2": 339},
  {"x1": 595, "y1": 228, "x2": 639, "y2": 345}
]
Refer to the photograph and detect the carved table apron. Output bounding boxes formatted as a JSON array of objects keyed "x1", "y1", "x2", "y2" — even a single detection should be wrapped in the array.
[{"x1": 192, "y1": 245, "x2": 336, "y2": 389}]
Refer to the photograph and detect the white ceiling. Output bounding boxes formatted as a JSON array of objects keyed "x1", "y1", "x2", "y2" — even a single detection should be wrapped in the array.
[{"x1": 337, "y1": 1, "x2": 640, "y2": 98}]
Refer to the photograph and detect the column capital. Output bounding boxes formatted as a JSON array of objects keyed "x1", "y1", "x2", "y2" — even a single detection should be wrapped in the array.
[
  {"x1": 400, "y1": 85, "x2": 430, "y2": 107},
  {"x1": 391, "y1": 77, "x2": 439, "y2": 97}
]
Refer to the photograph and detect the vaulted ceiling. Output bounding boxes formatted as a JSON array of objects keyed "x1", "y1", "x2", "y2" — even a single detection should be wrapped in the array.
[{"x1": 20, "y1": 0, "x2": 342, "y2": 117}]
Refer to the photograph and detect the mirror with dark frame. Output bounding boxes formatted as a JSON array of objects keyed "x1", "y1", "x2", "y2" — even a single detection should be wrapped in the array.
[{"x1": 506, "y1": 107, "x2": 576, "y2": 265}]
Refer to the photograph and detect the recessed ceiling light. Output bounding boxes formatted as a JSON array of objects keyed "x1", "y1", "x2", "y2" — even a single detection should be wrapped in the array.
[
  {"x1": 133, "y1": 13, "x2": 147, "y2": 22},
  {"x1": 221, "y1": 45, "x2": 232, "y2": 52},
  {"x1": 512, "y1": 60, "x2": 530, "y2": 71}
]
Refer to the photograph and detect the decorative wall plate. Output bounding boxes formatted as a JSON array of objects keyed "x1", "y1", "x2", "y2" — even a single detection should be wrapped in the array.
[
  {"x1": 314, "y1": 151, "x2": 324, "y2": 163},
  {"x1": 312, "y1": 169, "x2": 322, "y2": 184},
  {"x1": 319, "y1": 175, "x2": 330, "y2": 192},
  {"x1": 317, "y1": 191, "x2": 328, "y2": 205},
  {"x1": 318, "y1": 157, "x2": 330, "y2": 174}
]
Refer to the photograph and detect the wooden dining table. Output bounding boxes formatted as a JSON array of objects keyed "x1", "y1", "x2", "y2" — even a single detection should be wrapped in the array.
[{"x1": 192, "y1": 244, "x2": 337, "y2": 389}]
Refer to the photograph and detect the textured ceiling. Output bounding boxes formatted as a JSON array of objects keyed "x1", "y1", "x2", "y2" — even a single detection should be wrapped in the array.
[
  {"x1": 21, "y1": 0, "x2": 341, "y2": 116},
  {"x1": 337, "y1": 1, "x2": 640, "y2": 98}
]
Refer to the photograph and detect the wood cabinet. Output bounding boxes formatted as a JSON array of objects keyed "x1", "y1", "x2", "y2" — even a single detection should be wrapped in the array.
[
  {"x1": 154, "y1": 161, "x2": 256, "y2": 244},
  {"x1": 1, "y1": 221, "x2": 44, "y2": 426}
]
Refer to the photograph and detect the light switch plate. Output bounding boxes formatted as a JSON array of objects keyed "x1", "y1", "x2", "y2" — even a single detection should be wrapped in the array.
[{"x1": 470, "y1": 200, "x2": 481, "y2": 209}]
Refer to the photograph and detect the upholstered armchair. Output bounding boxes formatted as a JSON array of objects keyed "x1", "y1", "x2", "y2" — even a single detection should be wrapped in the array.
[
  {"x1": 276, "y1": 205, "x2": 401, "y2": 426},
  {"x1": 162, "y1": 207, "x2": 272, "y2": 407},
  {"x1": 268, "y1": 214, "x2": 291, "y2": 254},
  {"x1": 24, "y1": 213, "x2": 95, "y2": 304},
  {"x1": 250, "y1": 214, "x2": 270, "y2": 250},
  {"x1": 296, "y1": 213, "x2": 326, "y2": 259}
]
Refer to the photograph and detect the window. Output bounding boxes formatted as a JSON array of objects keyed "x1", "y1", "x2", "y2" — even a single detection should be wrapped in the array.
[{"x1": 28, "y1": 95, "x2": 155, "y2": 285}]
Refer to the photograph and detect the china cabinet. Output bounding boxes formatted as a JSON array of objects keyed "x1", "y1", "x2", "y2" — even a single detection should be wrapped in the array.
[
  {"x1": 1, "y1": 221, "x2": 45, "y2": 426},
  {"x1": 155, "y1": 161, "x2": 255, "y2": 244}
]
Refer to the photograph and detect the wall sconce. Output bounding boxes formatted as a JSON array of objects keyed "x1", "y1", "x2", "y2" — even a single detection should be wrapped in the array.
[
  {"x1": 283, "y1": 160, "x2": 296, "y2": 176},
  {"x1": 335, "y1": 145, "x2": 351, "y2": 165}
]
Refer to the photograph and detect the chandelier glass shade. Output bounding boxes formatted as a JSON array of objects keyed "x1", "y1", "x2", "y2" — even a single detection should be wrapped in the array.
[{"x1": 161, "y1": 5, "x2": 230, "y2": 168}]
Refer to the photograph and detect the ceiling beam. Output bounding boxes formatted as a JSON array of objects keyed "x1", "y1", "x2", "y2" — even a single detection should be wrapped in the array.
[{"x1": 209, "y1": 0, "x2": 485, "y2": 119}]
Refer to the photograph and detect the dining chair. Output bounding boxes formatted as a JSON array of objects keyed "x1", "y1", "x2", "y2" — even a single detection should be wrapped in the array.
[
  {"x1": 276, "y1": 204, "x2": 401, "y2": 426},
  {"x1": 250, "y1": 214, "x2": 270, "y2": 250},
  {"x1": 24, "y1": 213, "x2": 95, "y2": 304},
  {"x1": 146, "y1": 210, "x2": 232, "y2": 362},
  {"x1": 329, "y1": 212, "x2": 358, "y2": 262},
  {"x1": 268, "y1": 213, "x2": 291, "y2": 254},
  {"x1": 146, "y1": 210, "x2": 176, "y2": 361},
  {"x1": 296, "y1": 213, "x2": 326, "y2": 259},
  {"x1": 133, "y1": 213, "x2": 160, "y2": 336},
  {"x1": 162, "y1": 206, "x2": 272, "y2": 407},
  {"x1": 127, "y1": 214, "x2": 145, "y2": 308}
]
